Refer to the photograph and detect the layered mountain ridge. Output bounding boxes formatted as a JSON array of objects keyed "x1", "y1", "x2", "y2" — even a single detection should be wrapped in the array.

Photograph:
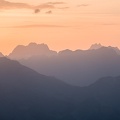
[
  {"x1": 7, "y1": 43, "x2": 120, "y2": 86},
  {"x1": 0, "y1": 57, "x2": 120, "y2": 120},
  {"x1": 9, "y1": 42, "x2": 57, "y2": 59}
]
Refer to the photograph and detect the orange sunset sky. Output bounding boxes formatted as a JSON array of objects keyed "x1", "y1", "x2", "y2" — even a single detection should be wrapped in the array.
[{"x1": 0, "y1": 0, "x2": 120, "y2": 55}]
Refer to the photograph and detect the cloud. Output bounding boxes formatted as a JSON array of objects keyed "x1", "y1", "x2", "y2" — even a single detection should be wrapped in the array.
[
  {"x1": 77, "y1": 4, "x2": 89, "y2": 7},
  {"x1": 0, "y1": 0, "x2": 33, "y2": 9},
  {"x1": 34, "y1": 9, "x2": 40, "y2": 14},
  {"x1": 45, "y1": 10, "x2": 52, "y2": 14},
  {"x1": 58, "y1": 7, "x2": 69, "y2": 9},
  {"x1": 44, "y1": 2, "x2": 66, "y2": 5},
  {"x1": 34, "y1": 2, "x2": 68, "y2": 13},
  {"x1": 0, "y1": 0, "x2": 68, "y2": 14},
  {"x1": 101, "y1": 23, "x2": 118, "y2": 26},
  {"x1": 0, "y1": 0, "x2": 66, "y2": 10},
  {"x1": 35, "y1": 2, "x2": 66, "y2": 10},
  {"x1": 35, "y1": 4, "x2": 55, "y2": 10},
  {"x1": 2, "y1": 24, "x2": 68, "y2": 28}
]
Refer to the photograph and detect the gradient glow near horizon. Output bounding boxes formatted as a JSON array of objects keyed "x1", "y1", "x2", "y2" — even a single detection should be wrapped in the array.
[{"x1": 0, "y1": 0, "x2": 120, "y2": 55}]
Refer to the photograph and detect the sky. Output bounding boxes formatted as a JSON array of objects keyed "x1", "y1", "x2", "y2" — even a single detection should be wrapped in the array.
[{"x1": 0, "y1": 0, "x2": 120, "y2": 55}]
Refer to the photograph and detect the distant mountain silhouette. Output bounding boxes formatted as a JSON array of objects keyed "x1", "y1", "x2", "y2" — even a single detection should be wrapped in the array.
[
  {"x1": 89, "y1": 43, "x2": 103, "y2": 50},
  {"x1": 13, "y1": 45, "x2": 120, "y2": 86},
  {"x1": 9, "y1": 43, "x2": 57, "y2": 59},
  {"x1": 108, "y1": 46, "x2": 120, "y2": 55},
  {"x1": 89, "y1": 43, "x2": 120, "y2": 55},
  {"x1": 8, "y1": 43, "x2": 120, "y2": 86},
  {"x1": 0, "y1": 52, "x2": 4, "y2": 57},
  {"x1": 0, "y1": 57, "x2": 120, "y2": 120}
]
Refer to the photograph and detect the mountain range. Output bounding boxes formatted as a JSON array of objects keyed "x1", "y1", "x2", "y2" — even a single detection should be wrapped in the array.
[
  {"x1": 0, "y1": 52, "x2": 4, "y2": 57},
  {"x1": 7, "y1": 43, "x2": 120, "y2": 86},
  {"x1": 89, "y1": 43, "x2": 120, "y2": 55},
  {"x1": 89, "y1": 43, "x2": 103, "y2": 50},
  {"x1": 0, "y1": 57, "x2": 120, "y2": 120},
  {"x1": 9, "y1": 42, "x2": 57, "y2": 60}
]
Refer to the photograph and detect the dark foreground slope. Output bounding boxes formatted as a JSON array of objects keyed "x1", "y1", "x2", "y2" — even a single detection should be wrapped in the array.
[
  {"x1": 0, "y1": 57, "x2": 120, "y2": 120},
  {"x1": 0, "y1": 57, "x2": 78, "y2": 120}
]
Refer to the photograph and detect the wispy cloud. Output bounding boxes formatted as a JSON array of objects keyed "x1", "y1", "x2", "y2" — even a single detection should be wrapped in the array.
[
  {"x1": 0, "y1": 0, "x2": 33, "y2": 9},
  {"x1": 45, "y1": 10, "x2": 52, "y2": 14},
  {"x1": 1, "y1": 24, "x2": 68, "y2": 28},
  {"x1": 0, "y1": 0, "x2": 67, "y2": 10},
  {"x1": 44, "y1": 2, "x2": 66, "y2": 5},
  {"x1": 77, "y1": 4, "x2": 89, "y2": 7},
  {"x1": 0, "y1": 0, "x2": 69, "y2": 14},
  {"x1": 58, "y1": 7, "x2": 69, "y2": 10},
  {"x1": 35, "y1": 4, "x2": 55, "y2": 10},
  {"x1": 101, "y1": 23, "x2": 119, "y2": 26},
  {"x1": 35, "y1": 2, "x2": 67, "y2": 10}
]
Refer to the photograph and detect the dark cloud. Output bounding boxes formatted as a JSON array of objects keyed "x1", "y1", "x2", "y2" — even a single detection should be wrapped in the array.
[{"x1": 34, "y1": 9, "x2": 40, "y2": 14}]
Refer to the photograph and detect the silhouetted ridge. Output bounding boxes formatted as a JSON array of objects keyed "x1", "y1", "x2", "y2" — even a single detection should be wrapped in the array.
[
  {"x1": 18, "y1": 46, "x2": 120, "y2": 86},
  {"x1": 89, "y1": 43, "x2": 103, "y2": 50},
  {"x1": 108, "y1": 46, "x2": 120, "y2": 55},
  {"x1": 9, "y1": 43, "x2": 57, "y2": 59},
  {"x1": 28, "y1": 42, "x2": 49, "y2": 50},
  {"x1": 59, "y1": 49, "x2": 73, "y2": 55},
  {"x1": 0, "y1": 57, "x2": 77, "y2": 119},
  {"x1": 90, "y1": 76, "x2": 120, "y2": 89},
  {"x1": 1, "y1": 57, "x2": 120, "y2": 119},
  {"x1": 0, "y1": 52, "x2": 4, "y2": 57},
  {"x1": 89, "y1": 43, "x2": 120, "y2": 55},
  {"x1": 7, "y1": 43, "x2": 120, "y2": 86}
]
